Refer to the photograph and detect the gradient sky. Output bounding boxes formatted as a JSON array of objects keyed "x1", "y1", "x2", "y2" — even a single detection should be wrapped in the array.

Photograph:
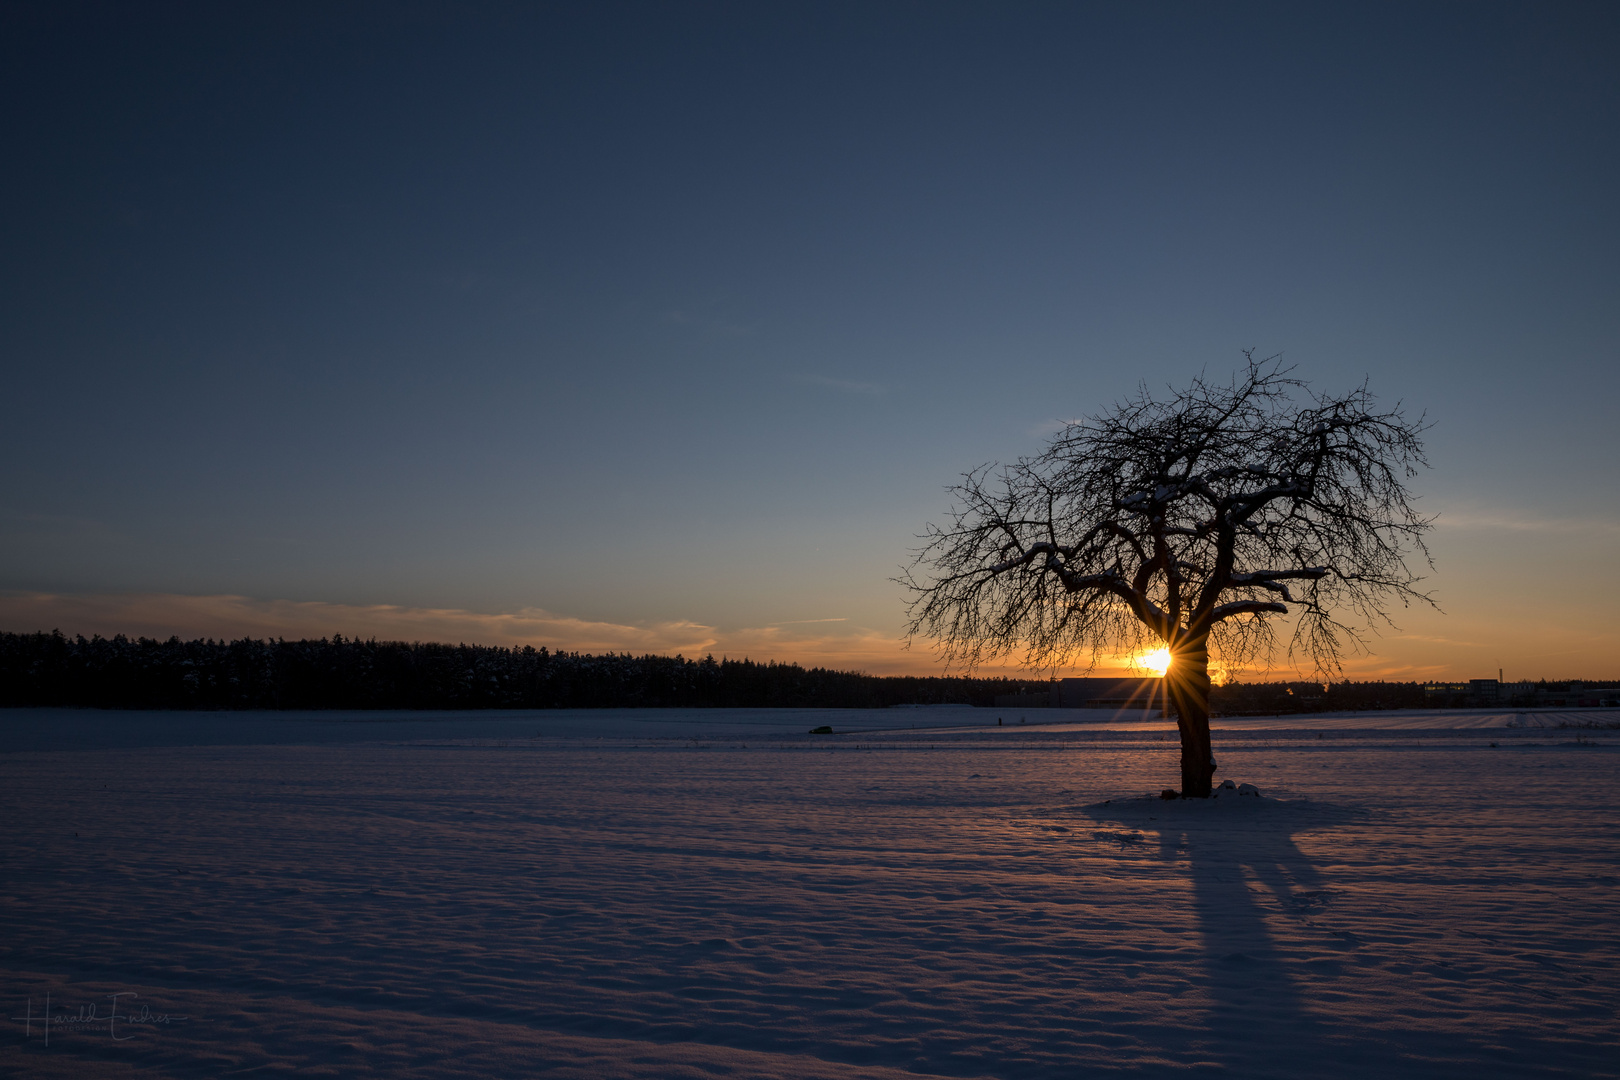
[{"x1": 3, "y1": 2, "x2": 1617, "y2": 680}]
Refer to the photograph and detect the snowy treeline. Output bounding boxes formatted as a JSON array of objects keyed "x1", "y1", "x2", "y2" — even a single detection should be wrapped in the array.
[{"x1": 0, "y1": 631, "x2": 1054, "y2": 710}]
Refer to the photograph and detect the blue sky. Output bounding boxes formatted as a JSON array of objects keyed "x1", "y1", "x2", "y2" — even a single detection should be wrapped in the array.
[{"x1": 2, "y1": 2, "x2": 1616, "y2": 678}]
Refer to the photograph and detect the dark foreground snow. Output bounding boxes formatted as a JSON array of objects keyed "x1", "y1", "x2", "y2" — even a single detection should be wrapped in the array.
[{"x1": 2, "y1": 708, "x2": 1616, "y2": 1078}]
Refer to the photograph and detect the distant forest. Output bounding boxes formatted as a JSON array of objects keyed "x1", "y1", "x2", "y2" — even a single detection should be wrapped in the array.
[
  {"x1": 0, "y1": 631, "x2": 1056, "y2": 711},
  {"x1": 1, "y1": 630, "x2": 1438, "y2": 713}
]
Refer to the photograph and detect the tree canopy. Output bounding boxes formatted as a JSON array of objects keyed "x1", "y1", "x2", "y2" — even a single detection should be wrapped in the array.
[{"x1": 901, "y1": 355, "x2": 1434, "y2": 795}]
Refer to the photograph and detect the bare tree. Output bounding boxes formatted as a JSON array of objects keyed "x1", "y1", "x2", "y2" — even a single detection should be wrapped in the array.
[{"x1": 901, "y1": 354, "x2": 1433, "y2": 797}]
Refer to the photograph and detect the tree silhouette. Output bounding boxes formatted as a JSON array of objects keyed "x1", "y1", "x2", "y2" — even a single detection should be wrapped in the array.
[{"x1": 901, "y1": 355, "x2": 1433, "y2": 796}]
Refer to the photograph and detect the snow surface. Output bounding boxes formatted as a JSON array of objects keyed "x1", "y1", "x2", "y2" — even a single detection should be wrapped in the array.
[{"x1": 2, "y1": 706, "x2": 1617, "y2": 1078}]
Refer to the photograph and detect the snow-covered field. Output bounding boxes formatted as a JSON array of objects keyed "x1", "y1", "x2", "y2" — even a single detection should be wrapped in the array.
[{"x1": 3, "y1": 706, "x2": 1617, "y2": 1078}]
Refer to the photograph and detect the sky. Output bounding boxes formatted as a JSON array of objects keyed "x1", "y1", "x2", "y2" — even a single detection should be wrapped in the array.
[{"x1": 2, "y1": 1, "x2": 1617, "y2": 681}]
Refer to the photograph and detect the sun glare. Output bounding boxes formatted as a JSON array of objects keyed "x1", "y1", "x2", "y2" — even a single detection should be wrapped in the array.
[{"x1": 1136, "y1": 646, "x2": 1171, "y2": 677}]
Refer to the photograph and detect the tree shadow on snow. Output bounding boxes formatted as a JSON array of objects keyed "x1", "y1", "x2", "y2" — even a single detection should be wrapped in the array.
[
  {"x1": 1078, "y1": 794, "x2": 1362, "y2": 1076},
  {"x1": 1074, "y1": 793, "x2": 1599, "y2": 1078}
]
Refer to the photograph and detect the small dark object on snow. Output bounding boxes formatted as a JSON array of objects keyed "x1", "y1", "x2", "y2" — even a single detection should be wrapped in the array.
[
  {"x1": 1160, "y1": 788, "x2": 1180, "y2": 800},
  {"x1": 809, "y1": 726, "x2": 833, "y2": 734},
  {"x1": 1489, "y1": 742, "x2": 1498, "y2": 748}
]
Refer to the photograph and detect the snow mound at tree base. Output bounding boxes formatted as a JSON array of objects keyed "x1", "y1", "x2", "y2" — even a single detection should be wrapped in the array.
[{"x1": 1084, "y1": 785, "x2": 1295, "y2": 817}]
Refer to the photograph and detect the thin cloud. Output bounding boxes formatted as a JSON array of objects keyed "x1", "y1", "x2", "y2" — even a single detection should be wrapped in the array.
[
  {"x1": 1028, "y1": 418, "x2": 1082, "y2": 438},
  {"x1": 1433, "y1": 510, "x2": 1620, "y2": 534},
  {"x1": 0, "y1": 592, "x2": 719, "y2": 656},
  {"x1": 0, "y1": 592, "x2": 1022, "y2": 677},
  {"x1": 19, "y1": 591, "x2": 1538, "y2": 680},
  {"x1": 0, "y1": 506, "x2": 116, "y2": 535},
  {"x1": 662, "y1": 309, "x2": 753, "y2": 337},
  {"x1": 1392, "y1": 634, "x2": 1482, "y2": 647},
  {"x1": 705, "y1": 622, "x2": 909, "y2": 673},
  {"x1": 791, "y1": 374, "x2": 885, "y2": 396}
]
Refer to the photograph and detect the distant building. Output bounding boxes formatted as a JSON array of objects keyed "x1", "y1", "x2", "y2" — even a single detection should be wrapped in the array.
[
  {"x1": 992, "y1": 691, "x2": 1055, "y2": 709},
  {"x1": 1526, "y1": 680, "x2": 1620, "y2": 707},
  {"x1": 1503, "y1": 681, "x2": 1537, "y2": 701},
  {"x1": 1422, "y1": 682, "x2": 1469, "y2": 703},
  {"x1": 1426, "y1": 679, "x2": 1620, "y2": 708},
  {"x1": 1057, "y1": 677, "x2": 1163, "y2": 708},
  {"x1": 994, "y1": 677, "x2": 1163, "y2": 709},
  {"x1": 1424, "y1": 679, "x2": 1503, "y2": 706}
]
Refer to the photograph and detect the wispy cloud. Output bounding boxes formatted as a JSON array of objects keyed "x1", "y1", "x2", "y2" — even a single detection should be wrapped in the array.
[
  {"x1": 0, "y1": 592, "x2": 932, "y2": 673},
  {"x1": 1391, "y1": 633, "x2": 1482, "y2": 647},
  {"x1": 1432, "y1": 509, "x2": 1620, "y2": 534},
  {"x1": 1027, "y1": 418, "x2": 1081, "y2": 438},
  {"x1": 1219, "y1": 657, "x2": 1455, "y2": 681},
  {"x1": 17, "y1": 590, "x2": 1550, "y2": 681},
  {"x1": 662, "y1": 309, "x2": 753, "y2": 338},
  {"x1": 791, "y1": 374, "x2": 885, "y2": 396},
  {"x1": 0, "y1": 506, "x2": 117, "y2": 536},
  {"x1": 0, "y1": 592, "x2": 719, "y2": 656}
]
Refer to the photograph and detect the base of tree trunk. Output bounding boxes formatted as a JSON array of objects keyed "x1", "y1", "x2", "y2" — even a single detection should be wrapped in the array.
[
  {"x1": 1166, "y1": 641, "x2": 1216, "y2": 798},
  {"x1": 1179, "y1": 750, "x2": 1215, "y2": 798}
]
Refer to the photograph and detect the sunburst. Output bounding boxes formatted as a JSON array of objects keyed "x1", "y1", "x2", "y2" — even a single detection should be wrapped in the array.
[{"x1": 1134, "y1": 646, "x2": 1171, "y2": 677}]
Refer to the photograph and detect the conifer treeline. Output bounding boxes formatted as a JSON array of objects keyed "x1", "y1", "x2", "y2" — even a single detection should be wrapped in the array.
[
  {"x1": 0, "y1": 631, "x2": 1446, "y2": 713},
  {"x1": 0, "y1": 631, "x2": 1054, "y2": 710}
]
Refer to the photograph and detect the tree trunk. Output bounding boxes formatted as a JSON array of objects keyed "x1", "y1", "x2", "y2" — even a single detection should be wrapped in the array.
[{"x1": 1163, "y1": 635, "x2": 1215, "y2": 797}]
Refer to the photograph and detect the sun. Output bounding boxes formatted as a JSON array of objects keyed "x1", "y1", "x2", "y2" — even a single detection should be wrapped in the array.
[{"x1": 1135, "y1": 646, "x2": 1171, "y2": 677}]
